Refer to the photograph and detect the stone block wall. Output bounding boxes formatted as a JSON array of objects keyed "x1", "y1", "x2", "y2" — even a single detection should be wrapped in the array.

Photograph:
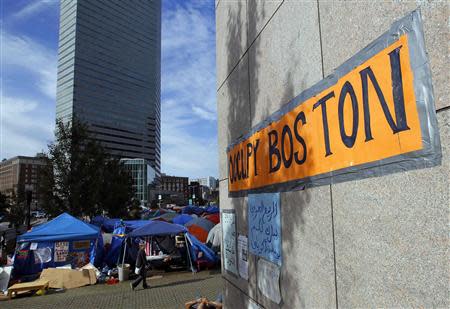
[{"x1": 216, "y1": 0, "x2": 449, "y2": 307}]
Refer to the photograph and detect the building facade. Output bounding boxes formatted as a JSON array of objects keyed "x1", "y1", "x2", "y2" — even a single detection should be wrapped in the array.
[
  {"x1": 0, "y1": 155, "x2": 48, "y2": 209},
  {"x1": 190, "y1": 176, "x2": 217, "y2": 190},
  {"x1": 159, "y1": 175, "x2": 189, "y2": 205},
  {"x1": 217, "y1": 1, "x2": 449, "y2": 308},
  {"x1": 56, "y1": 0, "x2": 161, "y2": 175},
  {"x1": 120, "y1": 158, "x2": 156, "y2": 206}
]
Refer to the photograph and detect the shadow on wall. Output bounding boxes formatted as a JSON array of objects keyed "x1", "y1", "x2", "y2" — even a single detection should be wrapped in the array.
[{"x1": 224, "y1": 1, "x2": 316, "y2": 308}]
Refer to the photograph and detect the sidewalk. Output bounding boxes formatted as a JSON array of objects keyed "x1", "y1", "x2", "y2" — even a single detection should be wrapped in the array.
[{"x1": 6, "y1": 270, "x2": 223, "y2": 309}]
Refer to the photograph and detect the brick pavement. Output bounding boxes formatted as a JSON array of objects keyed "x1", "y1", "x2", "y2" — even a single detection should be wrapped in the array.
[{"x1": 5, "y1": 270, "x2": 223, "y2": 309}]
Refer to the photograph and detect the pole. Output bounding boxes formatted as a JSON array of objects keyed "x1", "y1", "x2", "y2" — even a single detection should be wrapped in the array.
[
  {"x1": 185, "y1": 234, "x2": 195, "y2": 273},
  {"x1": 25, "y1": 186, "x2": 32, "y2": 230},
  {"x1": 121, "y1": 238, "x2": 127, "y2": 266}
]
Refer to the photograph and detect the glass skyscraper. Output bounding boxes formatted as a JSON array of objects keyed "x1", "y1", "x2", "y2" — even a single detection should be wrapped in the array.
[
  {"x1": 120, "y1": 158, "x2": 156, "y2": 205},
  {"x1": 56, "y1": 0, "x2": 161, "y2": 175}
]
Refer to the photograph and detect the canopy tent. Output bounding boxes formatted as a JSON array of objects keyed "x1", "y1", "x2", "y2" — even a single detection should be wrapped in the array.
[
  {"x1": 172, "y1": 214, "x2": 194, "y2": 226},
  {"x1": 185, "y1": 217, "x2": 214, "y2": 243},
  {"x1": 128, "y1": 221, "x2": 187, "y2": 237},
  {"x1": 114, "y1": 220, "x2": 149, "y2": 233},
  {"x1": 14, "y1": 213, "x2": 103, "y2": 277},
  {"x1": 122, "y1": 221, "x2": 195, "y2": 272},
  {"x1": 18, "y1": 213, "x2": 100, "y2": 242}
]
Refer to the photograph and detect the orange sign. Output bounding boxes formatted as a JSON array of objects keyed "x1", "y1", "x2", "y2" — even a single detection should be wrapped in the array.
[{"x1": 228, "y1": 34, "x2": 425, "y2": 194}]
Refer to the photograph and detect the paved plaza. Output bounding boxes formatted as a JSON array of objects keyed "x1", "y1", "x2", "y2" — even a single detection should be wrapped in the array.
[{"x1": 5, "y1": 270, "x2": 223, "y2": 309}]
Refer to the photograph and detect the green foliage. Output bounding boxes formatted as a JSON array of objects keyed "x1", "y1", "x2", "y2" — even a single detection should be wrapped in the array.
[
  {"x1": 1, "y1": 190, "x2": 27, "y2": 227},
  {"x1": 38, "y1": 118, "x2": 135, "y2": 218},
  {"x1": 0, "y1": 192, "x2": 8, "y2": 214}
]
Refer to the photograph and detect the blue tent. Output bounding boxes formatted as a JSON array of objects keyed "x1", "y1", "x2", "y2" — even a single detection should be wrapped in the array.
[
  {"x1": 129, "y1": 221, "x2": 186, "y2": 237},
  {"x1": 173, "y1": 214, "x2": 194, "y2": 226},
  {"x1": 205, "y1": 206, "x2": 219, "y2": 214},
  {"x1": 114, "y1": 220, "x2": 150, "y2": 234},
  {"x1": 182, "y1": 206, "x2": 205, "y2": 216},
  {"x1": 14, "y1": 213, "x2": 103, "y2": 276},
  {"x1": 18, "y1": 213, "x2": 100, "y2": 242},
  {"x1": 186, "y1": 233, "x2": 218, "y2": 264}
]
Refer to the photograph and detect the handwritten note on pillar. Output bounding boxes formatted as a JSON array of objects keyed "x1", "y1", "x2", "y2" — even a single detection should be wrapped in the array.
[
  {"x1": 222, "y1": 211, "x2": 238, "y2": 275},
  {"x1": 248, "y1": 193, "x2": 281, "y2": 265},
  {"x1": 257, "y1": 258, "x2": 282, "y2": 304}
]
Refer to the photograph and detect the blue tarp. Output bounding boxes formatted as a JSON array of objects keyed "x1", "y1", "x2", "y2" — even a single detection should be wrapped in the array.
[
  {"x1": 186, "y1": 233, "x2": 218, "y2": 264},
  {"x1": 129, "y1": 221, "x2": 186, "y2": 237},
  {"x1": 18, "y1": 213, "x2": 100, "y2": 242},
  {"x1": 182, "y1": 206, "x2": 205, "y2": 216},
  {"x1": 91, "y1": 215, "x2": 106, "y2": 227},
  {"x1": 205, "y1": 206, "x2": 219, "y2": 214},
  {"x1": 173, "y1": 214, "x2": 194, "y2": 226},
  {"x1": 14, "y1": 213, "x2": 103, "y2": 276},
  {"x1": 114, "y1": 220, "x2": 149, "y2": 234}
]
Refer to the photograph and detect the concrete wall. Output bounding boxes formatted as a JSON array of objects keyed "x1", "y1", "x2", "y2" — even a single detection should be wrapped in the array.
[{"x1": 216, "y1": 0, "x2": 449, "y2": 308}]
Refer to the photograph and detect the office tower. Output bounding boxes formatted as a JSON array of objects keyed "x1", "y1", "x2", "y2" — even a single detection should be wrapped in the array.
[{"x1": 56, "y1": 0, "x2": 161, "y2": 175}]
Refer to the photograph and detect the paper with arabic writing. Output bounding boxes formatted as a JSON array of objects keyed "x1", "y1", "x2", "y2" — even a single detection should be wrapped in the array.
[{"x1": 248, "y1": 193, "x2": 281, "y2": 265}]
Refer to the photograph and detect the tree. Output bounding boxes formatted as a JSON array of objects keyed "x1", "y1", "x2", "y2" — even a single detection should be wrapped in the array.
[
  {"x1": 98, "y1": 159, "x2": 135, "y2": 218},
  {"x1": 39, "y1": 119, "x2": 135, "y2": 218},
  {"x1": 0, "y1": 192, "x2": 8, "y2": 214}
]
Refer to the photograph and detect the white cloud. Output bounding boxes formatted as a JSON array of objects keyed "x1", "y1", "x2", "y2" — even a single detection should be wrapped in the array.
[
  {"x1": 161, "y1": 2, "x2": 218, "y2": 177},
  {"x1": 161, "y1": 99, "x2": 218, "y2": 178},
  {"x1": 2, "y1": 31, "x2": 57, "y2": 98},
  {"x1": 161, "y1": 3, "x2": 216, "y2": 121},
  {"x1": 0, "y1": 96, "x2": 54, "y2": 159},
  {"x1": 12, "y1": 0, "x2": 57, "y2": 20},
  {"x1": 0, "y1": 30, "x2": 57, "y2": 158}
]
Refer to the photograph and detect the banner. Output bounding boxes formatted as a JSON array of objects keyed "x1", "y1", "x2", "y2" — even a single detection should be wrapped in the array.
[{"x1": 227, "y1": 11, "x2": 440, "y2": 196}]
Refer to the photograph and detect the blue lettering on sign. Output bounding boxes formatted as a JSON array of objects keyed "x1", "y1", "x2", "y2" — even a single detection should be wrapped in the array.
[{"x1": 248, "y1": 193, "x2": 281, "y2": 265}]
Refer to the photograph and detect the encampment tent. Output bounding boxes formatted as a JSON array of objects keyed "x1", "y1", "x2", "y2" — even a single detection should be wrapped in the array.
[
  {"x1": 128, "y1": 221, "x2": 187, "y2": 238},
  {"x1": 185, "y1": 217, "x2": 214, "y2": 243},
  {"x1": 172, "y1": 214, "x2": 194, "y2": 226},
  {"x1": 14, "y1": 213, "x2": 103, "y2": 276}
]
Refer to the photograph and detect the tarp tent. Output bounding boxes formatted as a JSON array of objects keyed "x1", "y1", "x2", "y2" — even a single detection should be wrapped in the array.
[
  {"x1": 182, "y1": 206, "x2": 205, "y2": 216},
  {"x1": 14, "y1": 213, "x2": 103, "y2": 276},
  {"x1": 122, "y1": 221, "x2": 193, "y2": 271},
  {"x1": 128, "y1": 221, "x2": 187, "y2": 238},
  {"x1": 205, "y1": 206, "x2": 219, "y2": 214},
  {"x1": 186, "y1": 233, "x2": 218, "y2": 265},
  {"x1": 185, "y1": 217, "x2": 214, "y2": 243},
  {"x1": 173, "y1": 214, "x2": 194, "y2": 226},
  {"x1": 206, "y1": 223, "x2": 221, "y2": 249},
  {"x1": 151, "y1": 212, "x2": 179, "y2": 223}
]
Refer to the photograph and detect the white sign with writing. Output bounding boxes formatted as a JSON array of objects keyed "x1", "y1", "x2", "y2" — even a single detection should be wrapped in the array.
[
  {"x1": 222, "y1": 211, "x2": 238, "y2": 275},
  {"x1": 248, "y1": 193, "x2": 281, "y2": 265},
  {"x1": 54, "y1": 241, "x2": 69, "y2": 262},
  {"x1": 238, "y1": 234, "x2": 249, "y2": 280},
  {"x1": 257, "y1": 258, "x2": 281, "y2": 304}
]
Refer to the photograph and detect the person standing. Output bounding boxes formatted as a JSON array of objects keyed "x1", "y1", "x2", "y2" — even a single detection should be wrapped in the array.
[{"x1": 131, "y1": 241, "x2": 149, "y2": 290}]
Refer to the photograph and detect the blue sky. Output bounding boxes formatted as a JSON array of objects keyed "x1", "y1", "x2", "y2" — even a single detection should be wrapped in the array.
[{"x1": 1, "y1": 0, "x2": 217, "y2": 179}]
